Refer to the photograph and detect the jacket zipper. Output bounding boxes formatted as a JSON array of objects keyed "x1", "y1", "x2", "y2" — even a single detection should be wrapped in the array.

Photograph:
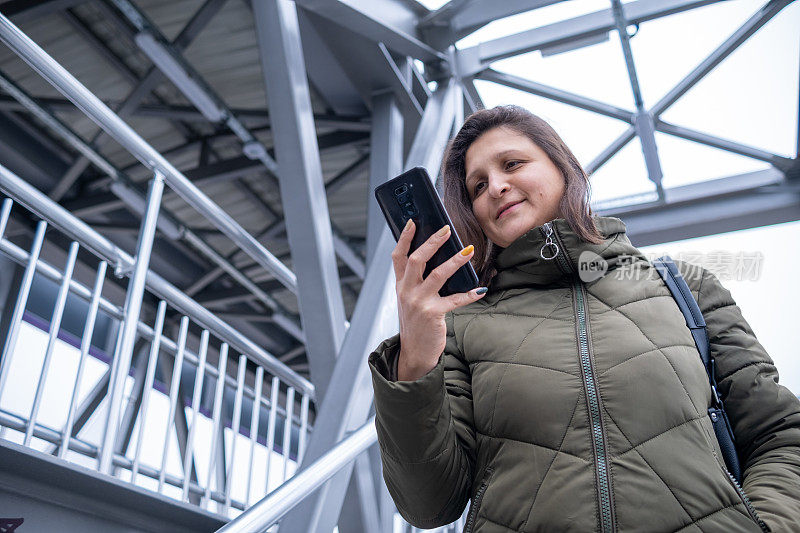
[
  {"x1": 724, "y1": 469, "x2": 770, "y2": 532},
  {"x1": 542, "y1": 222, "x2": 617, "y2": 532},
  {"x1": 574, "y1": 280, "x2": 616, "y2": 533},
  {"x1": 465, "y1": 467, "x2": 493, "y2": 533},
  {"x1": 541, "y1": 222, "x2": 572, "y2": 276}
]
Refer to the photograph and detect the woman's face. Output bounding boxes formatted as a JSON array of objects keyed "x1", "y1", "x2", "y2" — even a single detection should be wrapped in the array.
[{"x1": 465, "y1": 126, "x2": 566, "y2": 248}]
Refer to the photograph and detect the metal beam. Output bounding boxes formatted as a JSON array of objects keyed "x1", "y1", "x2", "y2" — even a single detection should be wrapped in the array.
[
  {"x1": 0, "y1": 164, "x2": 314, "y2": 398},
  {"x1": 0, "y1": 96, "x2": 371, "y2": 130},
  {"x1": 376, "y1": 44, "x2": 423, "y2": 117},
  {"x1": 113, "y1": 339, "x2": 150, "y2": 466},
  {"x1": 0, "y1": 10, "x2": 299, "y2": 295},
  {"x1": 480, "y1": 68, "x2": 634, "y2": 122},
  {"x1": 420, "y1": 0, "x2": 567, "y2": 46},
  {"x1": 295, "y1": 7, "x2": 368, "y2": 116},
  {"x1": 61, "y1": 9, "x2": 139, "y2": 85},
  {"x1": 455, "y1": 0, "x2": 725, "y2": 77},
  {"x1": 584, "y1": 0, "x2": 793, "y2": 178},
  {"x1": 154, "y1": 334, "x2": 200, "y2": 504},
  {"x1": 177, "y1": 149, "x2": 368, "y2": 297},
  {"x1": 459, "y1": 76, "x2": 484, "y2": 113},
  {"x1": 610, "y1": 0, "x2": 663, "y2": 199},
  {"x1": 85, "y1": 130, "x2": 369, "y2": 193},
  {"x1": 294, "y1": 0, "x2": 445, "y2": 62},
  {"x1": 0, "y1": 107, "x2": 73, "y2": 163},
  {"x1": 0, "y1": 0, "x2": 85, "y2": 23},
  {"x1": 253, "y1": 0, "x2": 347, "y2": 409},
  {"x1": 110, "y1": 0, "x2": 281, "y2": 180},
  {"x1": 597, "y1": 168, "x2": 800, "y2": 245},
  {"x1": 0, "y1": 71, "x2": 309, "y2": 343},
  {"x1": 367, "y1": 92, "x2": 403, "y2": 276},
  {"x1": 349, "y1": 89, "x2": 404, "y2": 533},
  {"x1": 300, "y1": 9, "x2": 430, "y2": 130},
  {"x1": 276, "y1": 80, "x2": 458, "y2": 533},
  {"x1": 48, "y1": 0, "x2": 226, "y2": 202},
  {"x1": 98, "y1": 172, "x2": 165, "y2": 474},
  {"x1": 655, "y1": 119, "x2": 793, "y2": 170},
  {"x1": 186, "y1": 174, "x2": 368, "y2": 297}
]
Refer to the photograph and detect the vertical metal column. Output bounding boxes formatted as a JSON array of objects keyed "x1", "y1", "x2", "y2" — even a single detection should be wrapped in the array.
[
  {"x1": 158, "y1": 316, "x2": 189, "y2": 493},
  {"x1": 367, "y1": 91, "x2": 404, "y2": 266},
  {"x1": 203, "y1": 342, "x2": 229, "y2": 506},
  {"x1": 60, "y1": 260, "x2": 107, "y2": 458},
  {"x1": 252, "y1": 0, "x2": 347, "y2": 406},
  {"x1": 224, "y1": 354, "x2": 247, "y2": 512},
  {"x1": 0, "y1": 220, "x2": 46, "y2": 399},
  {"x1": 366, "y1": 90, "x2": 404, "y2": 532},
  {"x1": 263, "y1": 375, "x2": 280, "y2": 495},
  {"x1": 131, "y1": 300, "x2": 167, "y2": 480},
  {"x1": 610, "y1": 0, "x2": 663, "y2": 198},
  {"x1": 278, "y1": 81, "x2": 459, "y2": 533},
  {"x1": 182, "y1": 329, "x2": 209, "y2": 501},
  {"x1": 0, "y1": 200, "x2": 22, "y2": 374},
  {"x1": 98, "y1": 171, "x2": 165, "y2": 474},
  {"x1": 24, "y1": 241, "x2": 79, "y2": 446}
]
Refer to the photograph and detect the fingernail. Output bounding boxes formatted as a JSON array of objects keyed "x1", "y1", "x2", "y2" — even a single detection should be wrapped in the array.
[
  {"x1": 460, "y1": 244, "x2": 474, "y2": 256},
  {"x1": 436, "y1": 224, "x2": 450, "y2": 237},
  {"x1": 404, "y1": 218, "x2": 413, "y2": 231},
  {"x1": 476, "y1": 287, "x2": 488, "y2": 294}
]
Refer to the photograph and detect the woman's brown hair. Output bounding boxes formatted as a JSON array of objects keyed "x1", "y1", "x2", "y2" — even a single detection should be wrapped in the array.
[{"x1": 441, "y1": 104, "x2": 604, "y2": 286}]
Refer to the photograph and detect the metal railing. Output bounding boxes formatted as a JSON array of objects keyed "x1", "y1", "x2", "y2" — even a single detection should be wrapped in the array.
[
  {"x1": 216, "y1": 413, "x2": 470, "y2": 533},
  {"x1": 0, "y1": 165, "x2": 313, "y2": 516},
  {"x1": 0, "y1": 7, "x2": 471, "y2": 532}
]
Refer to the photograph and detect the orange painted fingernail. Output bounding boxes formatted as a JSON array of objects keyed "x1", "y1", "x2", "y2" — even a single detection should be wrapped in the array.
[
  {"x1": 436, "y1": 225, "x2": 450, "y2": 237},
  {"x1": 460, "y1": 244, "x2": 474, "y2": 256}
]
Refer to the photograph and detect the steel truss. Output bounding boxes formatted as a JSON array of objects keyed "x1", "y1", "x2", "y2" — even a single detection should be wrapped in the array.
[{"x1": 0, "y1": 0, "x2": 797, "y2": 532}]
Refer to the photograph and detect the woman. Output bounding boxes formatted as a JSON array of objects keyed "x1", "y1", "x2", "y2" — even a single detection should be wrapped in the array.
[{"x1": 367, "y1": 105, "x2": 800, "y2": 532}]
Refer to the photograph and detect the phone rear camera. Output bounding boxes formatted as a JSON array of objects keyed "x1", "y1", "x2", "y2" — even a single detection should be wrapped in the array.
[
  {"x1": 394, "y1": 185, "x2": 408, "y2": 196},
  {"x1": 396, "y1": 192, "x2": 410, "y2": 204}
]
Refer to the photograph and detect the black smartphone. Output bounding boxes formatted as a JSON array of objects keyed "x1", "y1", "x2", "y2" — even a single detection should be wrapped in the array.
[{"x1": 374, "y1": 167, "x2": 480, "y2": 297}]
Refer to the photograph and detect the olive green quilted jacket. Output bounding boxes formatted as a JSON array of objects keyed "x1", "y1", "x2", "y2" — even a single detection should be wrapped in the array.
[{"x1": 368, "y1": 216, "x2": 800, "y2": 532}]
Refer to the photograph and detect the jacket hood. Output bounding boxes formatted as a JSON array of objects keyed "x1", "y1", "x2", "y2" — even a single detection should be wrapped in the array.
[{"x1": 489, "y1": 215, "x2": 647, "y2": 290}]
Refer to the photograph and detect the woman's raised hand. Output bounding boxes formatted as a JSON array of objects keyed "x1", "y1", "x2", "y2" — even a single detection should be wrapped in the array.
[{"x1": 391, "y1": 219, "x2": 488, "y2": 381}]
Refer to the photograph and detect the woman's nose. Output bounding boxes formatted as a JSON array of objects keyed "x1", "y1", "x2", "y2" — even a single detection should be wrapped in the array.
[{"x1": 486, "y1": 173, "x2": 510, "y2": 197}]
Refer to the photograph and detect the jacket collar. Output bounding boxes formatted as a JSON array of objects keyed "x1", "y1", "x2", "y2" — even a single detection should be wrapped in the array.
[{"x1": 489, "y1": 215, "x2": 646, "y2": 290}]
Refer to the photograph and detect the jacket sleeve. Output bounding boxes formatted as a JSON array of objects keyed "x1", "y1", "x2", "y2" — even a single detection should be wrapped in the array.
[
  {"x1": 695, "y1": 265, "x2": 800, "y2": 529},
  {"x1": 367, "y1": 310, "x2": 476, "y2": 529}
]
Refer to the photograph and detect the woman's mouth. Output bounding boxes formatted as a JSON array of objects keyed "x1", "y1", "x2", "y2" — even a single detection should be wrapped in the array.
[{"x1": 498, "y1": 200, "x2": 524, "y2": 219}]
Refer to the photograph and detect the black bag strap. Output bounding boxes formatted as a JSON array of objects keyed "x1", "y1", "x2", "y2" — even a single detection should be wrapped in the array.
[{"x1": 652, "y1": 256, "x2": 742, "y2": 483}]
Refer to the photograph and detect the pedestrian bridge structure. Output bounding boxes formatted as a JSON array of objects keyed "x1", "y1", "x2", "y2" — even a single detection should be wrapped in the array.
[{"x1": 0, "y1": 0, "x2": 796, "y2": 531}]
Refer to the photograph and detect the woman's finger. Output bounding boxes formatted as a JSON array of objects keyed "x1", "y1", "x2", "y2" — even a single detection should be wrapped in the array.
[
  {"x1": 391, "y1": 218, "x2": 415, "y2": 281},
  {"x1": 404, "y1": 224, "x2": 451, "y2": 282},
  {"x1": 439, "y1": 286, "x2": 488, "y2": 313},
  {"x1": 421, "y1": 243, "x2": 476, "y2": 295}
]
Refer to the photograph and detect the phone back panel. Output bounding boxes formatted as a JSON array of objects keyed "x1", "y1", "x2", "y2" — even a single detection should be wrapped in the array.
[{"x1": 374, "y1": 167, "x2": 479, "y2": 296}]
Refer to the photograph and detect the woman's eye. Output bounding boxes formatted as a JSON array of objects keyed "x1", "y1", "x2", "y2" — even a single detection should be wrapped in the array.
[
  {"x1": 474, "y1": 182, "x2": 485, "y2": 194},
  {"x1": 505, "y1": 160, "x2": 520, "y2": 170}
]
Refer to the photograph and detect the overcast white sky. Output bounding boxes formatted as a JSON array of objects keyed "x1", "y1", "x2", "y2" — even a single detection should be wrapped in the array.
[{"x1": 420, "y1": 0, "x2": 800, "y2": 393}]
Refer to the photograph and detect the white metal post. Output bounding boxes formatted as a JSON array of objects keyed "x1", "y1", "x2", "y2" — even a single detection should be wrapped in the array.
[{"x1": 98, "y1": 171, "x2": 165, "y2": 474}]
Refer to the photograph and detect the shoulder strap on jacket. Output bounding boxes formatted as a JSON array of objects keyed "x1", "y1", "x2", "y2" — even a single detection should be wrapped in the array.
[
  {"x1": 651, "y1": 256, "x2": 710, "y2": 373},
  {"x1": 652, "y1": 255, "x2": 743, "y2": 483}
]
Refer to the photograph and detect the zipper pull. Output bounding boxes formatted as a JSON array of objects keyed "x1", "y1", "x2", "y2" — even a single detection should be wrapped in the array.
[{"x1": 540, "y1": 222, "x2": 560, "y2": 261}]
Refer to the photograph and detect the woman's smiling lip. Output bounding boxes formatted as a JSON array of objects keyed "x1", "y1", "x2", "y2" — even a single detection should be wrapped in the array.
[{"x1": 497, "y1": 200, "x2": 524, "y2": 219}]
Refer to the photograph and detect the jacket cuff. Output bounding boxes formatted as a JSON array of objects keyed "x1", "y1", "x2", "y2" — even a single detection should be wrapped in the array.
[{"x1": 368, "y1": 333, "x2": 451, "y2": 463}]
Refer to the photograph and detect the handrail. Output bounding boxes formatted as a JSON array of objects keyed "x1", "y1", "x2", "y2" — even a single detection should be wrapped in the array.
[
  {"x1": 0, "y1": 163, "x2": 314, "y2": 397},
  {"x1": 217, "y1": 416, "x2": 377, "y2": 533},
  {"x1": 0, "y1": 70, "x2": 303, "y2": 342},
  {"x1": 0, "y1": 11, "x2": 297, "y2": 294}
]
